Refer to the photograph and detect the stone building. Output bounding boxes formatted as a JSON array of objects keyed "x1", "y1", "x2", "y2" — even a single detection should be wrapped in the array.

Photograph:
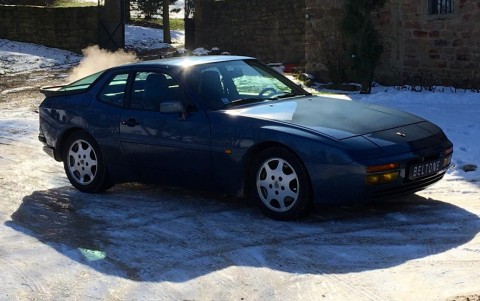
[
  {"x1": 194, "y1": 0, "x2": 306, "y2": 66},
  {"x1": 374, "y1": 0, "x2": 480, "y2": 87},
  {"x1": 195, "y1": 0, "x2": 480, "y2": 87}
]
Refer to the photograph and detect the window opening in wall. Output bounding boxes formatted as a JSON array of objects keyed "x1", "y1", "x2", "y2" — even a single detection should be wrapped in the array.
[{"x1": 429, "y1": 0, "x2": 454, "y2": 14}]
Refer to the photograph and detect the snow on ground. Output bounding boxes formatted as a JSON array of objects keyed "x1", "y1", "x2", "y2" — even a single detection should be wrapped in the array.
[
  {"x1": 125, "y1": 25, "x2": 185, "y2": 51},
  {"x1": 1, "y1": 27, "x2": 480, "y2": 301},
  {"x1": 0, "y1": 25, "x2": 184, "y2": 75},
  {"x1": 0, "y1": 39, "x2": 81, "y2": 74},
  {"x1": 130, "y1": 0, "x2": 186, "y2": 19}
]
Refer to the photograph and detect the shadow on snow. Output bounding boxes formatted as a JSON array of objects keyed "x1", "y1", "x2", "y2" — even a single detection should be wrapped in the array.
[{"x1": 6, "y1": 184, "x2": 480, "y2": 282}]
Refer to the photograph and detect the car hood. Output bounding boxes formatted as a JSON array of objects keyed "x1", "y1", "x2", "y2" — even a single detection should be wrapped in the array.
[{"x1": 226, "y1": 96, "x2": 425, "y2": 140}]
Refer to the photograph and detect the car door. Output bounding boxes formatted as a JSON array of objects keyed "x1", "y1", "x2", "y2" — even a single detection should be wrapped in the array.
[{"x1": 119, "y1": 70, "x2": 212, "y2": 180}]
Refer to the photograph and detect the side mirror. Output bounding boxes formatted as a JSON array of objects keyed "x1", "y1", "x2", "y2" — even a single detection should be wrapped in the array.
[{"x1": 160, "y1": 101, "x2": 188, "y2": 120}]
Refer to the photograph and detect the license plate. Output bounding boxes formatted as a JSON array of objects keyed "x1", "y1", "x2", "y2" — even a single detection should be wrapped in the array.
[{"x1": 409, "y1": 159, "x2": 441, "y2": 180}]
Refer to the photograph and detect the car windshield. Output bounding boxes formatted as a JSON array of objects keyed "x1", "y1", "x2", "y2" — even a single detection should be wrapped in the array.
[{"x1": 184, "y1": 59, "x2": 309, "y2": 110}]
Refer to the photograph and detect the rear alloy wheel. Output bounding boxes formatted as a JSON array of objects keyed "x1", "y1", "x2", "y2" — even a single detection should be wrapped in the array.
[
  {"x1": 252, "y1": 147, "x2": 312, "y2": 220},
  {"x1": 63, "y1": 131, "x2": 111, "y2": 193}
]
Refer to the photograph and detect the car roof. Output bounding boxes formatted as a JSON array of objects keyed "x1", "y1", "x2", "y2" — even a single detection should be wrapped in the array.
[{"x1": 115, "y1": 55, "x2": 255, "y2": 70}]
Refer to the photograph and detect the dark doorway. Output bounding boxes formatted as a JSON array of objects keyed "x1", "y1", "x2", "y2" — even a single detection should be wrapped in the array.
[{"x1": 99, "y1": 0, "x2": 126, "y2": 51}]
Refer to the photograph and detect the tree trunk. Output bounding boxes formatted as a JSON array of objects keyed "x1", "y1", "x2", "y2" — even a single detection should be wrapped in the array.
[{"x1": 163, "y1": 0, "x2": 172, "y2": 44}]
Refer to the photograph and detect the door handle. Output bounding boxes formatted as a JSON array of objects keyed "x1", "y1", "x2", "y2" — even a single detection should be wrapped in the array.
[{"x1": 121, "y1": 118, "x2": 139, "y2": 127}]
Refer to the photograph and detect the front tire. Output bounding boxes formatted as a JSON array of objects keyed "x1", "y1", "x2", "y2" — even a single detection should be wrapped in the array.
[
  {"x1": 251, "y1": 147, "x2": 312, "y2": 220},
  {"x1": 63, "y1": 131, "x2": 111, "y2": 193}
]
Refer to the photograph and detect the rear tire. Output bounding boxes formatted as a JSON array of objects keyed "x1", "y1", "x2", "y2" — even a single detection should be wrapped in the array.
[
  {"x1": 63, "y1": 131, "x2": 112, "y2": 193},
  {"x1": 250, "y1": 147, "x2": 312, "y2": 220}
]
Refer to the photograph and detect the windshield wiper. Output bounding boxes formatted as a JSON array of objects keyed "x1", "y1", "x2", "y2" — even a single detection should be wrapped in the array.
[
  {"x1": 272, "y1": 92, "x2": 312, "y2": 99},
  {"x1": 225, "y1": 92, "x2": 312, "y2": 108},
  {"x1": 225, "y1": 97, "x2": 266, "y2": 107}
]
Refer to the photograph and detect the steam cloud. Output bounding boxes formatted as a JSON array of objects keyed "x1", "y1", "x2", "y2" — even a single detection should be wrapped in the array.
[{"x1": 67, "y1": 45, "x2": 138, "y2": 83}]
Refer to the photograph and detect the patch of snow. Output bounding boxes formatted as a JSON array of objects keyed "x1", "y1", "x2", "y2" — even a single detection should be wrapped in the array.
[
  {"x1": 0, "y1": 39, "x2": 81, "y2": 75},
  {"x1": 1, "y1": 86, "x2": 37, "y2": 95},
  {"x1": 125, "y1": 25, "x2": 185, "y2": 51},
  {"x1": 192, "y1": 47, "x2": 211, "y2": 56},
  {"x1": 170, "y1": 0, "x2": 185, "y2": 18}
]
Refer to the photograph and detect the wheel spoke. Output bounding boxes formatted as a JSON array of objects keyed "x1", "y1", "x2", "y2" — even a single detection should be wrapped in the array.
[
  {"x1": 83, "y1": 154, "x2": 97, "y2": 168},
  {"x1": 263, "y1": 164, "x2": 276, "y2": 178},
  {"x1": 264, "y1": 194, "x2": 276, "y2": 206},
  {"x1": 280, "y1": 189, "x2": 298, "y2": 201},
  {"x1": 276, "y1": 197, "x2": 287, "y2": 210},
  {"x1": 281, "y1": 172, "x2": 297, "y2": 184},
  {"x1": 257, "y1": 178, "x2": 271, "y2": 190},
  {"x1": 77, "y1": 168, "x2": 90, "y2": 183}
]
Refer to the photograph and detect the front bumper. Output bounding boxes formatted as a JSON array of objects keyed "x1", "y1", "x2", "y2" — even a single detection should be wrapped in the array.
[
  {"x1": 308, "y1": 143, "x2": 453, "y2": 205},
  {"x1": 370, "y1": 170, "x2": 447, "y2": 200}
]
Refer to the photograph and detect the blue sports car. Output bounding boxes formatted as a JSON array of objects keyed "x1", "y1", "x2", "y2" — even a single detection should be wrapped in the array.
[{"x1": 38, "y1": 56, "x2": 453, "y2": 220}]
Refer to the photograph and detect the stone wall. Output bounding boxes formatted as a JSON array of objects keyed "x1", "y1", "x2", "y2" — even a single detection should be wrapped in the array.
[
  {"x1": 305, "y1": 0, "x2": 347, "y2": 82},
  {"x1": 194, "y1": 0, "x2": 306, "y2": 65},
  {"x1": 306, "y1": 0, "x2": 480, "y2": 87},
  {"x1": 193, "y1": 0, "x2": 480, "y2": 87},
  {"x1": 0, "y1": 5, "x2": 99, "y2": 53},
  {"x1": 376, "y1": 0, "x2": 480, "y2": 87}
]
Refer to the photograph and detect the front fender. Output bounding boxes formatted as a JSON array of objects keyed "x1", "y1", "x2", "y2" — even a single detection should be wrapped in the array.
[
  {"x1": 209, "y1": 117, "x2": 356, "y2": 197},
  {"x1": 256, "y1": 125, "x2": 354, "y2": 165}
]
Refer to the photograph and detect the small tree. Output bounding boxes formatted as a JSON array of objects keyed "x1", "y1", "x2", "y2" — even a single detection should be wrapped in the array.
[
  {"x1": 316, "y1": 13, "x2": 351, "y2": 85},
  {"x1": 137, "y1": 0, "x2": 162, "y2": 19},
  {"x1": 341, "y1": 0, "x2": 386, "y2": 94},
  {"x1": 137, "y1": 0, "x2": 177, "y2": 19},
  {"x1": 136, "y1": 0, "x2": 177, "y2": 44}
]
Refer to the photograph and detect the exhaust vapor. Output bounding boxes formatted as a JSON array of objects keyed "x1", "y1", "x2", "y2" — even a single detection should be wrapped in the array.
[{"x1": 67, "y1": 45, "x2": 138, "y2": 82}]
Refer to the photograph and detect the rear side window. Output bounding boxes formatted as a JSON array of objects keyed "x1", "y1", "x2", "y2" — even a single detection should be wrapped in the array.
[
  {"x1": 129, "y1": 71, "x2": 193, "y2": 111},
  {"x1": 58, "y1": 71, "x2": 104, "y2": 92},
  {"x1": 98, "y1": 73, "x2": 129, "y2": 107}
]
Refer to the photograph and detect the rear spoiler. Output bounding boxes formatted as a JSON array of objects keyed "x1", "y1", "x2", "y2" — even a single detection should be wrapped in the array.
[{"x1": 40, "y1": 85, "x2": 86, "y2": 97}]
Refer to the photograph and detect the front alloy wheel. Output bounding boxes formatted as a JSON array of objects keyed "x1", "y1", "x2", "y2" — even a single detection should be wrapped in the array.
[
  {"x1": 257, "y1": 158, "x2": 299, "y2": 212},
  {"x1": 252, "y1": 147, "x2": 311, "y2": 220}
]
